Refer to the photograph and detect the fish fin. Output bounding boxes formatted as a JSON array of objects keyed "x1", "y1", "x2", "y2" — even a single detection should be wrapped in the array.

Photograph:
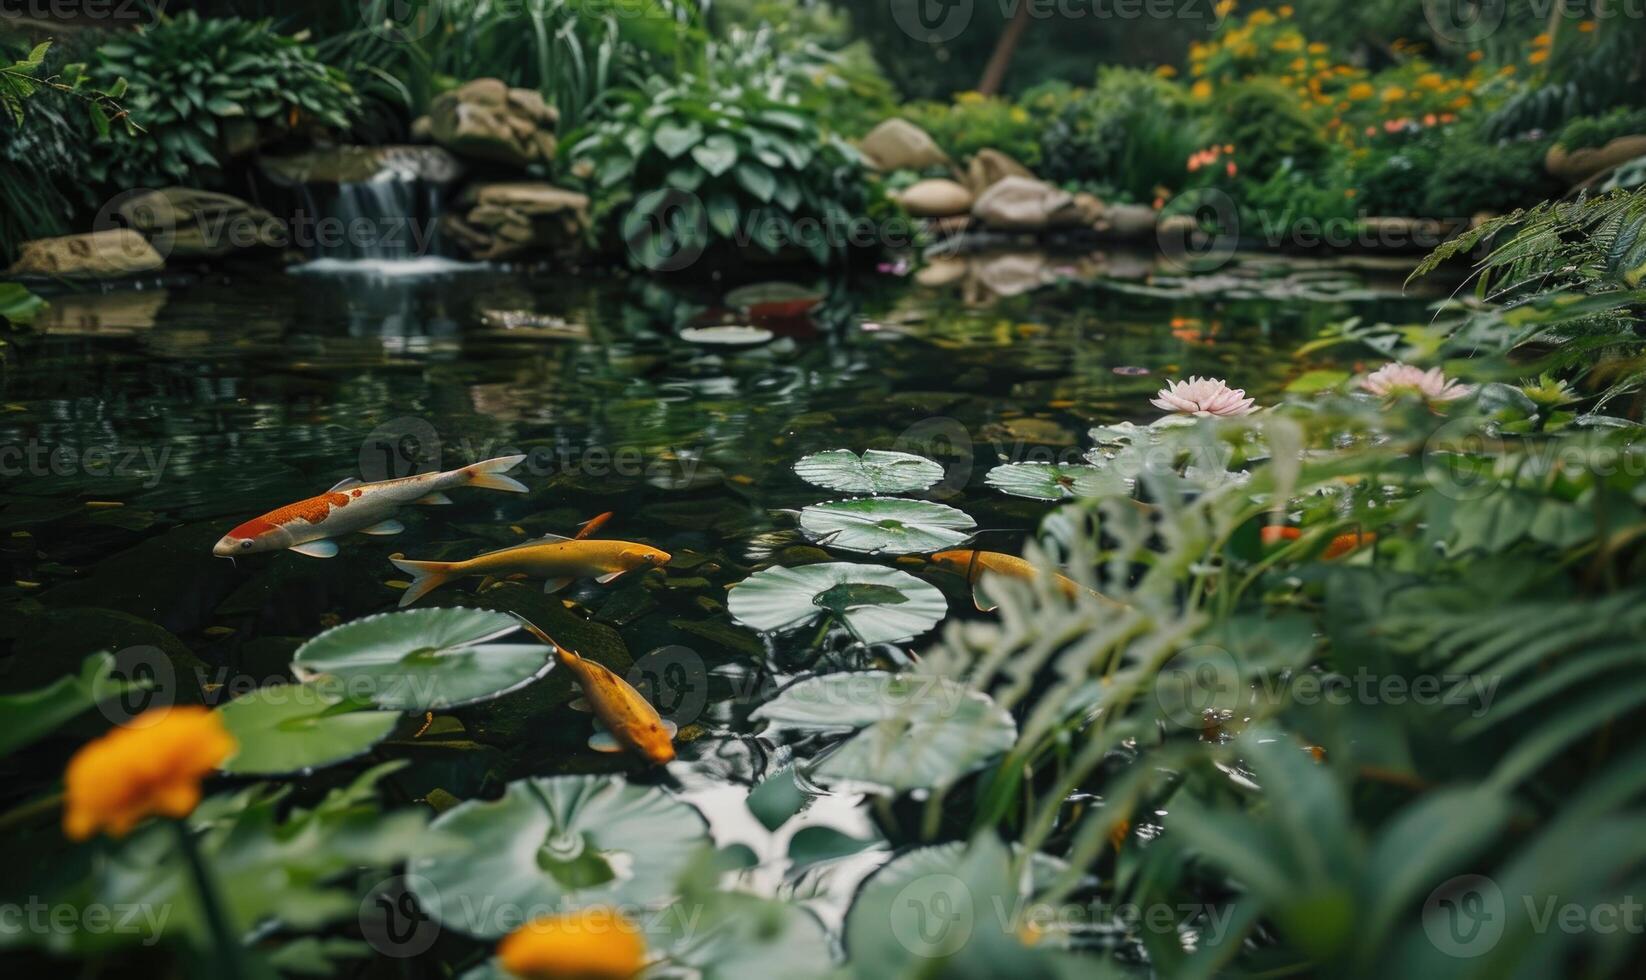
[
  {"x1": 661, "y1": 720, "x2": 678, "y2": 738},
  {"x1": 290, "y1": 540, "x2": 339, "y2": 559},
  {"x1": 568, "y1": 697, "x2": 592, "y2": 712},
  {"x1": 971, "y1": 582, "x2": 1000, "y2": 613},
  {"x1": 328, "y1": 477, "x2": 363, "y2": 492},
  {"x1": 532, "y1": 533, "x2": 572, "y2": 544},
  {"x1": 575, "y1": 512, "x2": 614, "y2": 540},
  {"x1": 412, "y1": 492, "x2": 453, "y2": 505},
  {"x1": 360, "y1": 519, "x2": 405, "y2": 536},
  {"x1": 543, "y1": 577, "x2": 573, "y2": 594},
  {"x1": 464, "y1": 455, "x2": 529, "y2": 493},
  {"x1": 587, "y1": 731, "x2": 623, "y2": 753},
  {"x1": 390, "y1": 555, "x2": 454, "y2": 607},
  {"x1": 595, "y1": 570, "x2": 627, "y2": 585}
]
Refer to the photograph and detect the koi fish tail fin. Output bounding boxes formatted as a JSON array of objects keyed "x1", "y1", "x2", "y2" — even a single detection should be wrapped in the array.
[
  {"x1": 390, "y1": 555, "x2": 455, "y2": 607},
  {"x1": 464, "y1": 455, "x2": 529, "y2": 493}
]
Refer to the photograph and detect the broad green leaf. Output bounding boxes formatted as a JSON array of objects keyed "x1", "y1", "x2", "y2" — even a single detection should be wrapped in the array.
[
  {"x1": 793, "y1": 449, "x2": 945, "y2": 494},
  {"x1": 410, "y1": 776, "x2": 709, "y2": 938},
  {"x1": 691, "y1": 133, "x2": 738, "y2": 177},
  {"x1": 728, "y1": 563, "x2": 947, "y2": 645},
  {"x1": 798, "y1": 497, "x2": 976, "y2": 555},
  {"x1": 216, "y1": 682, "x2": 399, "y2": 775},
  {"x1": 291, "y1": 608, "x2": 550, "y2": 711},
  {"x1": 984, "y1": 462, "x2": 1125, "y2": 501},
  {"x1": 0, "y1": 652, "x2": 148, "y2": 756},
  {"x1": 653, "y1": 119, "x2": 703, "y2": 158}
]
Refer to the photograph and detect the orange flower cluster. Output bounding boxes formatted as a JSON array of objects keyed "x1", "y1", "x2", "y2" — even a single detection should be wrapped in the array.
[{"x1": 497, "y1": 907, "x2": 647, "y2": 980}]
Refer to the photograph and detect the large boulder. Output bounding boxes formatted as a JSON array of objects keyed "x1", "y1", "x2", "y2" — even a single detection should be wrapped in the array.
[
  {"x1": 7, "y1": 229, "x2": 163, "y2": 279},
  {"x1": 1546, "y1": 134, "x2": 1646, "y2": 186},
  {"x1": 898, "y1": 179, "x2": 973, "y2": 218},
  {"x1": 966, "y1": 148, "x2": 1034, "y2": 195},
  {"x1": 859, "y1": 118, "x2": 951, "y2": 172},
  {"x1": 442, "y1": 182, "x2": 589, "y2": 260},
  {"x1": 113, "y1": 188, "x2": 284, "y2": 258},
  {"x1": 1097, "y1": 202, "x2": 1159, "y2": 240},
  {"x1": 971, "y1": 176, "x2": 1085, "y2": 231},
  {"x1": 429, "y1": 78, "x2": 559, "y2": 169}
]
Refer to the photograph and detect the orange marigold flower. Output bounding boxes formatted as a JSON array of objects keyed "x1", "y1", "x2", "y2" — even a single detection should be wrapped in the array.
[
  {"x1": 1260, "y1": 526, "x2": 1302, "y2": 546},
  {"x1": 1468, "y1": 50, "x2": 1484, "y2": 62},
  {"x1": 498, "y1": 908, "x2": 646, "y2": 980},
  {"x1": 1156, "y1": 64, "x2": 1179, "y2": 78},
  {"x1": 1578, "y1": 20, "x2": 1597, "y2": 32},
  {"x1": 1381, "y1": 86, "x2": 1406, "y2": 102},
  {"x1": 1347, "y1": 82, "x2": 1375, "y2": 100},
  {"x1": 1531, "y1": 32, "x2": 1552, "y2": 47},
  {"x1": 63, "y1": 706, "x2": 236, "y2": 841},
  {"x1": 1529, "y1": 49, "x2": 1549, "y2": 65},
  {"x1": 1191, "y1": 80, "x2": 1214, "y2": 99}
]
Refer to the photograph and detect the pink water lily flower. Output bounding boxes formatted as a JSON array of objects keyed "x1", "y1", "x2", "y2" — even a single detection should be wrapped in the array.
[
  {"x1": 1151, "y1": 376, "x2": 1257, "y2": 417},
  {"x1": 1359, "y1": 363, "x2": 1472, "y2": 402}
]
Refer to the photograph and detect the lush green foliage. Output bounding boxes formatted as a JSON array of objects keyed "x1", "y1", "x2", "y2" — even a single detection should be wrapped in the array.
[
  {"x1": 87, "y1": 12, "x2": 358, "y2": 188},
  {"x1": 568, "y1": 76, "x2": 878, "y2": 267},
  {"x1": 1557, "y1": 106, "x2": 1646, "y2": 152},
  {"x1": 904, "y1": 92, "x2": 1043, "y2": 170},
  {"x1": 1032, "y1": 69, "x2": 1202, "y2": 202}
]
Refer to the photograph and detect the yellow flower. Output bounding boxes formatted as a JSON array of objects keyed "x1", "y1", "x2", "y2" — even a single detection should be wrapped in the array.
[
  {"x1": 1346, "y1": 83, "x2": 1374, "y2": 101},
  {"x1": 63, "y1": 706, "x2": 236, "y2": 841},
  {"x1": 1214, "y1": 0, "x2": 1236, "y2": 18},
  {"x1": 1289, "y1": 57, "x2": 1306, "y2": 71},
  {"x1": 1272, "y1": 34, "x2": 1303, "y2": 52},
  {"x1": 1192, "y1": 80, "x2": 1214, "y2": 99},
  {"x1": 1249, "y1": 9, "x2": 1274, "y2": 25},
  {"x1": 1381, "y1": 86, "x2": 1406, "y2": 102},
  {"x1": 1278, "y1": 4, "x2": 1294, "y2": 15},
  {"x1": 1468, "y1": 50, "x2": 1484, "y2": 62},
  {"x1": 1416, "y1": 72, "x2": 1445, "y2": 91},
  {"x1": 1578, "y1": 20, "x2": 1597, "y2": 33},
  {"x1": 498, "y1": 909, "x2": 646, "y2": 980},
  {"x1": 1529, "y1": 49, "x2": 1549, "y2": 65},
  {"x1": 1499, "y1": 64, "x2": 1517, "y2": 77},
  {"x1": 1155, "y1": 65, "x2": 1178, "y2": 78},
  {"x1": 956, "y1": 91, "x2": 985, "y2": 105},
  {"x1": 1308, "y1": 42, "x2": 1328, "y2": 54},
  {"x1": 1531, "y1": 32, "x2": 1552, "y2": 47}
]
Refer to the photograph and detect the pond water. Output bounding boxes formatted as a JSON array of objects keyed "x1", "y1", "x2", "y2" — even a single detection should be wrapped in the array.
[{"x1": 0, "y1": 251, "x2": 1440, "y2": 942}]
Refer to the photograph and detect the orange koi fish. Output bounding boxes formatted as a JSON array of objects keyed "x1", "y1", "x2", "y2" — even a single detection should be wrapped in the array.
[
  {"x1": 927, "y1": 549, "x2": 1119, "y2": 612},
  {"x1": 518, "y1": 620, "x2": 676, "y2": 764},
  {"x1": 212, "y1": 455, "x2": 528, "y2": 559},
  {"x1": 389, "y1": 526, "x2": 669, "y2": 606}
]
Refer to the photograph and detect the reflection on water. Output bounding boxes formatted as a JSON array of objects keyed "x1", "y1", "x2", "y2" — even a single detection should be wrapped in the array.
[{"x1": 0, "y1": 251, "x2": 1436, "y2": 920}]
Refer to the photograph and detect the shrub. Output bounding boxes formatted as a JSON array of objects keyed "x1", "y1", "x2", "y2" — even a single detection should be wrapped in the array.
[
  {"x1": 1421, "y1": 128, "x2": 1563, "y2": 217},
  {"x1": 567, "y1": 79, "x2": 879, "y2": 267},
  {"x1": 1556, "y1": 107, "x2": 1646, "y2": 152},
  {"x1": 1211, "y1": 79, "x2": 1330, "y2": 180},
  {"x1": 903, "y1": 92, "x2": 1042, "y2": 169},
  {"x1": 1033, "y1": 69, "x2": 1203, "y2": 202},
  {"x1": 87, "y1": 12, "x2": 358, "y2": 189}
]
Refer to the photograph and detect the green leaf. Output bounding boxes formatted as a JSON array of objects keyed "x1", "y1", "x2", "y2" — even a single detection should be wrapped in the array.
[
  {"x1": 706, "y1": 189, "x2": 740, "y2": 238},
  {"x1": 793, "y1": 449, "x2": 946, "y2": 494},
  {"x1": 735, "y1": 160, "x2": 777, "y2": 203},
  {"x1": 653, "y1": 119, "x2": 703, "y2": 158},
  {"x1": 291, "y1": 608, "x2": 551, "y2": 711},
  {"x1": 690, "y1": 133, "x2": 738, "y2": 177},
  {"x1": 0, "y1": 283, "x2": 47, "y2": 325},
  {"x1": 799, "y1": 497, "x2": 976, "y2": 556},
  {"x1": 984, "y1": 462, "x2": 1127, "y2": 501},
  {"x1": 409, "y1": 776, "x2": 709, "y2": 938},
  {"x1": 728, "y1": 562, "x2": 948, "y2": 645},
  {"x1": 216, "y1": 682, "x2": 399, "y2": 775},
  {"x1": 0, "y1": 653, "x2": 147, "y2": 757}
]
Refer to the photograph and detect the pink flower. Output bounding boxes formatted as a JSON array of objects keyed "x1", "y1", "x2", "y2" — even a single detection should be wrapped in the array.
[
  {"x1": 1151, "y1": 376, "x2": 1257, "y2": 416},
  {"x1": 1359, "y1": 363, "x2": 1472, "y2": 402}
]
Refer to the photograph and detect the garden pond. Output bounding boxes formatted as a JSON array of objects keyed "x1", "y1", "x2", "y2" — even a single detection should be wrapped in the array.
[{"x1": 0, "y1": 250, "x2": 1450, "y2": 967}]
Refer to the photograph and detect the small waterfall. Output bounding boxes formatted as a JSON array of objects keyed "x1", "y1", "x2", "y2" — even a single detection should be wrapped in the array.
[{"x1": 266, "y1": 145, "x2": 478, "y2": 276}]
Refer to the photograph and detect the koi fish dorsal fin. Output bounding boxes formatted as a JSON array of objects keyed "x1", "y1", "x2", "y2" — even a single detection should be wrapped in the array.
[{"x1": 328, "y1": 477, "x2": 363, "y2": 492}]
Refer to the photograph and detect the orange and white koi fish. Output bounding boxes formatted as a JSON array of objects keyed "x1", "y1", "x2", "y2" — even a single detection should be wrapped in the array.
[
  {"x1": 518, "y1": 620, "x2": 676, "y2": 764},
  {"x1": 927, "y1": 549, "x2": 1119, "y2": 612},
  {"x1": 212, "y1": 455, "x2": 528, "y2": 559},
  {"x1": 389, "y1": 531, "x2": 670, "y2": 606}
]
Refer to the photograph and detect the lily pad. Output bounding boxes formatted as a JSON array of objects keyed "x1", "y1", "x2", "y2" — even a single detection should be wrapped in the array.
[
  {"x1": 793, "y1": 449, "x2": 946, "y2": 494},
  {"x1": 728, "y1": 563, "x2": 947, "y2": 645},
  {"x1": 751, "y1": 673, "x2": 1016, "y2": 792},
  {"x1": 409, "y1": 775, "x2": 709, "y2": 938},
  {"x1": 291, "y1": 608, "x2": 551, "y2": 711},
  {"x1": 984, "y1": 462, "x2": 1125, "y2": 501},
  {"x1": 798, "y1": 497, "x2": 975, "y2": 555},
  {"x1": 216, "y1": 682, "x2": 400, "y2": 776},
  {"x1": 679, "y1": 325, "x2": 774, "y2": 346}
]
